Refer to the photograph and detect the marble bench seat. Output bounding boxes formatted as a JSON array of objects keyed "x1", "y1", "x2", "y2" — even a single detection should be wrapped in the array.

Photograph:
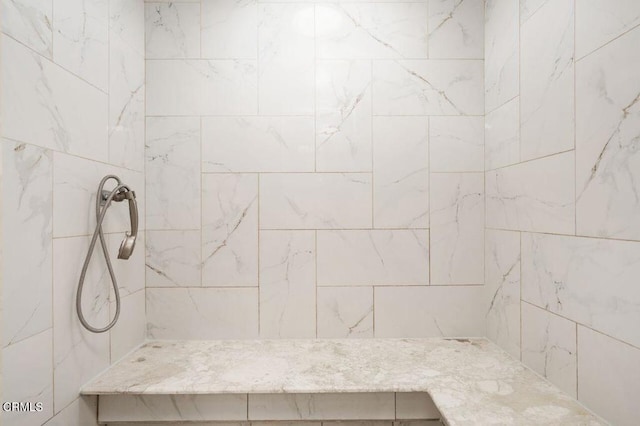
[{"x1": 81, "y1": 338, "x2": 606, "y2": 425}]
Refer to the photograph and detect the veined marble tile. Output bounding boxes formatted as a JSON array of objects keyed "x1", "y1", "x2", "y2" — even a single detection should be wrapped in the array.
[
  {"x1": 259, "y1": 3, "x2": 314, "y2": 62},
  {"x1": 260, "y1": 173, "x2": 372, "y2": 229},
  {"x1": 202, "y1": 174, "x2": 258, "y2": 287},
  {"x1": 3, "y1": 142, "x2": 52, "y2": 347},
  {"x1": 316, "y1": 3, "x2": 428, "y2": 59},
  {"x1": 202, "y1": 0, "x2": 257, "y2": 59},
  {"x1": 486, "y1": 152, "x2": 575, "y2": 234},
  {"x1": 373, "y1": 116, "x2": 429, "y2": 228},
  {"x1": 428, "y1": 0, "x2": 484, "y2": 59},
  {"x1": 316, "y1": 60, "x2": 372, "y2": 172},
  {"x1": 259, "y1": 230, "x2": 316, "y2": 338},
  {"x1": 146, "y1": 230, "x2": 201, "y2": 287},
  {"x1": 521, "y1": 302, "x2": 577, "y2": 398},
  {"x1": 1, "y1": 35, "x2": 108, "y2": 161},
  {"x1": 576, "y1": 0, "x2": 640, "y2": 59},
  {"x1": 109, "y1": 34, "x2": 145, "y2": 171},
  {"x1": 110, "y1": 0, "x2": 144, "y2": 55},
  {"x1": 374, "y1": 286, "x2": 484, "y2": 337},
  {"x1": 53, "y1": 235, "x2": 110, "y2": 412},
  {"x1": 2, "y1": 329, "x2": 53, "y2": 426},
  {"x1": 248, "y1": 393, "x2": 395, "y2": 420},
  {"x1": 43, "y1": 396, "x2": 97, "y2": 426},
  {"x1": 53, "y1": 152, "x2": 145, "y2": 237},
  {"x1": 576, "y1": 26, "x2": 640, "y2": 241},
  {"x1": 395, "y1": 393, "x2": 441, "y2": 420},
  {"x1": 100, "y1": 394, "x2": 248, "y2": 423},
  {"x1": 110, "y1": 290, "x2": 145, "y2": 362},
  {"x1": 1, "y1": 0, "x2": 53, "y2": 57},
  {"x1": 202, "y1": 117, "x2": 315, "y2": 173},
  {"x1": 484, "y1": 229, "x2": 520, "y2": 360},
  {"x1": 317, "y1": 230, "x2": 429, "y2": 286},
  {"x1": 520, "y1": 0, "x2": 574, "y2": 161},
  {"x1": 146, "y1": 59, "x2": 258, "y2": 116},
  {"x1": 147, "y1": 288, "x2": 259, "y2": 339},
  {"x1": 430, "y1": 173, "x2": 484, "y2": 285},
  {"x1": 485, "y1": 97, "x2": 520, "y2": 170},
  {"x1": 373, "y1": 60, "x2": 483, "y2": 115},
  {"x1": 259, "y1": 59, "x2": 314, "y2": 115},
  {"x1": 145, "y1": 2, "x2": 200, "y2": 59},
  {"x1": 317, "y1": 287, "x2": 373, "y2": 338},
  {"x1": 484, "y1": 0, "x2": 519, "y2": 113},
  {"x1": 145, "y1": 117, "x2": 200, "y2": 230},
  {"x1": 430, "y1": 116, "x2": 484, "y2": 172},
  {"x1": 53, "y1": 0, "x2": 109, "y2": 91},
  {"x1": 578, "y1": 326, "x2": 640, "y2": 426},
  {"x1": 521, "y1": 232, "x2": 640, "y2": 349}
]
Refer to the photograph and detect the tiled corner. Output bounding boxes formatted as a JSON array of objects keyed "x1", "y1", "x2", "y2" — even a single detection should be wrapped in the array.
[
  {"x1": 429, "y1": 116, "x2": 484, "y2": 173},
  {"x1": 428, "y1": 0, "x2": 484, "y2": 59}
]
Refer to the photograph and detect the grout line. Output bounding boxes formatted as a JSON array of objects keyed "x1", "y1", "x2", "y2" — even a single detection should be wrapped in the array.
[
  {"x1": 484, "y1": 226, "x2": 640, "y2": 244},
  {"x1": 575, "y1": 21, "x2": 640, "y2": 63},
  {"x1": 573, "y1": 0, "x2": 578, "y2": 238}
]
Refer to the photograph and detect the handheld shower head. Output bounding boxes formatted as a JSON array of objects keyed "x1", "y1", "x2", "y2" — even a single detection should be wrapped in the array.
[{"x1": 117, "y1": 189, "x2": 138, "y2": 259}]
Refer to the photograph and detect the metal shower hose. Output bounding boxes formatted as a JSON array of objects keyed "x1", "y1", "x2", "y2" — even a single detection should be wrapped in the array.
[{"x1": 76, "y1": 175, "x2": 130, "y2": 333}]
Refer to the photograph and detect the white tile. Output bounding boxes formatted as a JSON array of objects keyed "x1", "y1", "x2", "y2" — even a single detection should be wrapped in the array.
[
  {"x1": 3, "y1": 141, "x2": 52, "y2": 347},
  {"x1": 521, "y1": 303, "x2": 577, "y2": 398},
  {"x1": 202, "y1": 117, "x2": 315, "y2": 173},
  {"x1": 2, "y1": 330, "x2": 54, "y2": 426},
  {"x1": 202, "y1": 0, "x2": 257, "y2": 59},
  {"x1": 373, "y1": 60, "x2": 484, "y2": 116},
  {"x1": 109, "y1": 35, "x2": 145, "y2": 171},
  {"x1": 146, "y1": 230, "x2": 201, "y2": 287},
  {"x1": 248, "y1": 393, "x2": 395, "y2": 420},
  {"x1": 317, "y1": 287, "x2": 373, "y2": 338},
  {"x1": 99, "y1": 394, "x2": 248, "y2": 423},
  {"x1": 324, "y1": 423, "x2": 389, "y2": 426},
  {"x1": 395, "y1": 393, "x2": 440, "y2": 420},
  {"x1": 44, "y1": 396, "x2": 97, "y2": 426},
  {"x1": 53, "y1": 0, "x2": 109, "y2": 91},
  {"x1": 259, "y1": 59, "x2": 315, "y2": 115},
  {"x1": 578, "y1": 326, "x2": 640, "y2": 426},
  {"x1": 374, "y1": 286, "x2": 484, "y2": 338},
  {"x1": 145, "y1": 117, "x2": 201, "y2": 230},
  {"x1": 576, "y1": 26, "x2": 640, "y2": 241},
  {"x1": 316, "y1": 3, "x2": 428, "y2": 59},
  {"x1": 1, "y1": 0, "x2": 53, "y2": 57},
  {"x1": 484, "y1": 229, "x2": 520, "y2": 359},
  {"x1": 316, "y1": 60, "x2": 372, "y2": 172},
  {"x1": 1, "y1": 36, "x2": 108, "y2": 161},
  {"x1": 428, "y1": 0, "x2": 484, "y2": 59},
  {"x1": 202, "y1": 60, "x2": 259, "y2": 115},
  {"x1": 259, "y1": 3, "x2": 314, "y2": 62},
  {"x1": 576, "y1": 0, "x2": 640, "y2": 59},
  {"x1": 484, "y1": 0, "x2": 519, "y2": 112},
  {"x1": 146, "y1": 288, "x2": 259, "y2": 339},
  {"x1": 259, "y1": 231, "x2": 316, "y2": 338},
  {"x1": 145, "y1": 2, "x2": 200, "y2": 59},
  {"x1": 53, "y1": 236, "x2": 110, "y2": 412},
  {"x1": 485, "y1": 97, "x2": 519, "y2": 170},
  {"x1": 373, "y1": 117, "x2": 429, "y2": 228},
  {"x1": 486, "y1": 152, "x2": 575, "y2": 234},
  {"x1": 430, "y1": 116, "x2": 484, "y2": 172},
  {"x1": 430, "y1": 173, "x2": 484, "y2": 285},
  {"x1": 521, "y1": 233, "x2": 640, "y2": 349},
  {"x1": 110, "y1": 290, "x2": 146, "y2": 362},
  {"x1": 110, "y1": 0, "x2": 145, "y2": 55},
  {"x1": 53, "y1": 152, "x2": 145, "y2": 237},
  {"x1": 145, "y1": 59, "x2": 202, "y2": 116},
  {"x1": 260, "y1": 173, "x2": 372, "y2": 230},
  {"x1": 520, "y1": 0, "x2": 574, "y2": 162},
  {"x1": 317, "y1": 230, "x2": 429, "y2": 286},
  {"x1": 202, "y1": 174, "x2": 258, "y2": 287}
]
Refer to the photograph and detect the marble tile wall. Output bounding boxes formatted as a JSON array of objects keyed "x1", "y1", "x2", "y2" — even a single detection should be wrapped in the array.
[
  {"x1": 1, "y1": 0, "x2": 146, "y2": 425},
  {"x1": 144, "y1": 0, "x2": 485, "y2": 341},
  {"x1": 484, "y1": 1, "x2": 640, "y2": 425}
]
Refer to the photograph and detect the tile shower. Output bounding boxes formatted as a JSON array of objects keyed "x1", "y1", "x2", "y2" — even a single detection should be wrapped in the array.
[{"x1": 0, "y1": 0, "x2": 638, "y2": 426}]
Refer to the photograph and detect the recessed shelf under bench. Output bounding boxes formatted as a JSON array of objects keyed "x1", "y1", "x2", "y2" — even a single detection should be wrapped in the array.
[{"x1": 81, "y1": 338, "x2": 606, "y2": 425}]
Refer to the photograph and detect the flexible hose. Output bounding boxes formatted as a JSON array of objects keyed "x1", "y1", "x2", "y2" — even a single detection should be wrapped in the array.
[{"x1": 76, "y1": 175, "x2": 130, "y2": 333}]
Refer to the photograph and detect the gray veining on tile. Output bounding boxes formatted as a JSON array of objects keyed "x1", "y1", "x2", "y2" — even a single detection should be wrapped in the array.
[{"x1": 83, "y1": 339, "x2": 605, "y2": 426}]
